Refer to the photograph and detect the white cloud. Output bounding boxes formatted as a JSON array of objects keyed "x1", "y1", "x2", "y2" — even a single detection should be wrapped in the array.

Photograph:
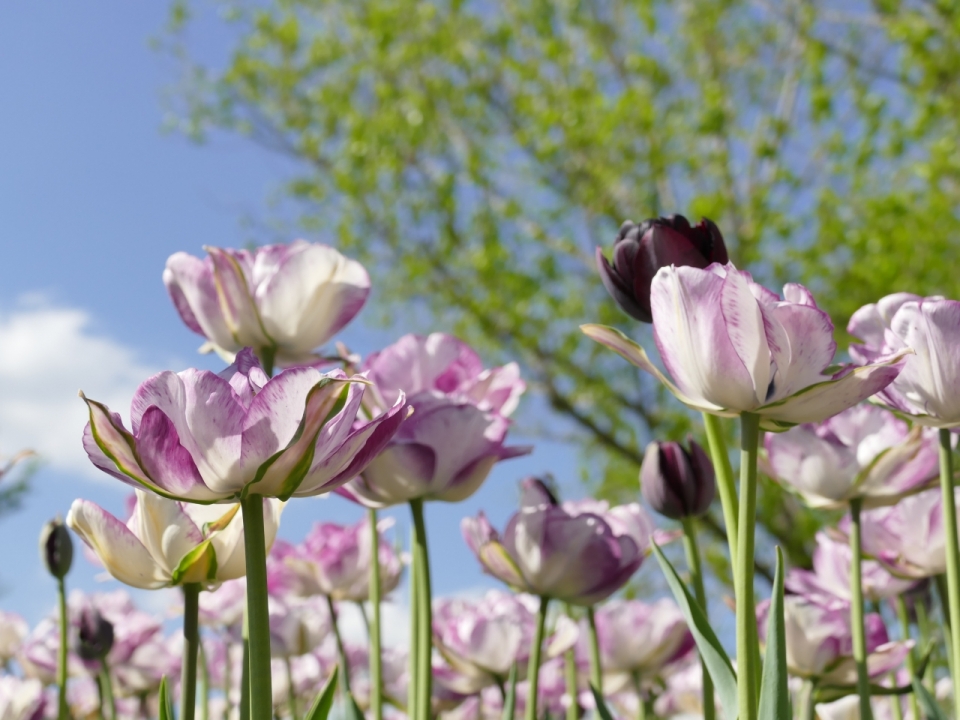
[{"x1": 0, "y1": 297, "x2": 159, "y2": 479}]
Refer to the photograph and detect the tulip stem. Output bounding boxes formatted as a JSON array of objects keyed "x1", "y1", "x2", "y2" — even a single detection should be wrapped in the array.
[
  {"x1": 702, "y1": 413, "x2": 738, "y2": 576},
  {"x1": 200, "y1": 640, "x2": 210, "y2": 720},
  {"x1": 848, "y1": 499, "x2": 874, "y2": 720},
  {"x1": 736, "y1": 412, "x2": 759, "y2": 720},
  {"x1": 631, "y1": 672, "x2": 646, "y2": 720},
  {"x1": 56, "y1": 577, "x2": 69, "y2": 720},
  {"x1": 240, "y1": 613, "x2": 250, "y2": 720},
  {"x1": 798, "y1": 680, "x2": 815, "y2": 720},
  {"x1": 586, "y1": 606, "x2": 603, "y2": 693},
  {"x1": 241, "y1": 495, "x2": 272, "y2": 720},
  {"x1": 681, "y1": 518, "x2": 715, "y2": 720},
  {"x1": 284, "y1": 656, "x2": 298, "y2": 720},
  {"x1": 325, "y1": 595, "x2": 351, "y2": 693},
  {"x1": 410, "y1": 499, "x2": 433, "y2": 720},
  {"x1": 408, "y1": 524, "x2": 420, "y2": 720},
  {"x1": 563, "y1": 605, "x2": 580, "y2": 720},
  {"x1": 368, "y1": 508, "x2": 383, "y2": 720},
  {"x1": 915, "y1": 597, "x2": 935, "y2": 694},
  {"x1": 98, "y1": 658, "x2": 117, "y2": 720},
  {"x1": 181, "y1": 583, "x2": 202, "y2": 720},
  {"x1": 525, "y1": 596, "x2": 549, "y2": 720},
  {"x1": 938, "y1": 426, "x2": 960, "y2": 720},
  {"x1": 895, "y1": 596, "x2": 921, "y2": 720}
]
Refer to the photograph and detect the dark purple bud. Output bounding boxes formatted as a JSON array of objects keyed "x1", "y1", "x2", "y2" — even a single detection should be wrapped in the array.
[
  {"x1": 596, "y1": 214, "x2": 729, "y2": 323},
  {"x1": 640, "y1": 437, "x2": 716, "y2": 520},
  {"x1": 77, "y1": 609, "x2": 114, "y2": 661},
  {"x1": 39, "y1": 518, "x2": 73, "y2": 580}
]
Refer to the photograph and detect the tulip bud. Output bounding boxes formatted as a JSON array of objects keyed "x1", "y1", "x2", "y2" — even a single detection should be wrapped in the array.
[
  {"x1": 76, "y1": 609, "x2": 114, "y2": 662},
  {"x1": 39, "y1": 518, "x2": 73, "y2": 580},
  {"x1": 640, "y1": 438, "x2": 715, "y2": 520},
  {"x1": 596, "y1": 214, "x2": 728, "y2": 322}
]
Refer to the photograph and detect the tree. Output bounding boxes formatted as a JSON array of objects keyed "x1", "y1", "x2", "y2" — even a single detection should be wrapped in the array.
[{"x1": 163, "y1": 0, "x2": 960, "y2": 580}]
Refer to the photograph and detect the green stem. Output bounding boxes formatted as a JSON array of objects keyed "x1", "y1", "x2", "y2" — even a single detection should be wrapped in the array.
[
  {"x1": 939, "y1": 426, "x2": 960, "y2": 720},
  {"x1": 200, "y1": 640, "x2": 210, "y2": 720},
  {"x1": 895, "y1": 596, "x2": 921, "y2": 720},
  {"x1": 181, "y1": 583, "x2": 202, "y2": 720},
  {"x1": 325, "y1": 595, "x2": 351, "y2": 693},
  {"x1": 631, "y1": 672, "x2": 646, "y2": 720},
  {"x1": 525, "y1": 597, "x2": 549, "y2": 720},
  {"x1": 259, "y1": 346, "x2": 277, "y2": 379},
  {"x1": 703, "y1": 412, "x2": 738, "y2": 576},
  {"x1": 889, "y1": 675, "x2": 903, "y2": 720},
  {"x1": 241, "y1": 495, "x2": 272, "y2": 720},
  {"x1": 408, "y1": 525, "x2": 420, "y2": 720},
  {"x1": 368, "y1": 508, "x2": 383, "y2": 720},
  {"x1": 849, "y1": 499, "x2": 874, "y2": 720},
  {"x1": 915, "y1": 596, "x2": 934, "y2": 694},
  {"x1": 224, "y1": 636, "x2": 235, "y2": 720},
  {"x1": 240, "y1": 621, "x2": 250, "y2": 720},
  {"x1": 99, "y1": 658, "x2": 117, "y2": 720},
  {"x1": 56, "y1": 577, "x2": 69, "y2": 720},
  {"x1": 936, "y1": 574, "x2": 956, "y2": 684},
  {"x1": 799, "y1": 680, "x2": 815, "y2": 720},
  {"x1": 563, "y1": 606, "x2": 579, "y2": 720},
  {"x1": 681, "y1": 518, "x2": 715, "y2": 720},
  {"x1": 586, "y1": 607, "x2": 602, "y2": 693},
  {"x1": 410, "y1": 500, "x2": 433, "y2": 720},
  {"x1": 735, "y1": 412, "x2": 760, "y2": 720},
  {"x1": 285, "y1": 656, "x2": 298, "y2": 720}
]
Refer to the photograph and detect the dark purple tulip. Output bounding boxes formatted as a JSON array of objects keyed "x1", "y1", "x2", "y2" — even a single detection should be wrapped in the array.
[
  {"x1": 39, "y1": 518, "x2": 73, "y2": 580},
  {"x1": 596, "y1": 215, "x2": 729, "y2": 323},
  {"x1": 77, "y1": 609, "x2": 114, "y2": 662},
  {"x1": 640, "y1": 438, "x2": 715, "y2": 520}
]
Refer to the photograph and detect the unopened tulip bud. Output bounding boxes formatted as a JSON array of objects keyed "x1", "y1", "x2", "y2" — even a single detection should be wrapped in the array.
[
  {"x1": 640, "y1": 438, "x2": 715, "y2": 520},
  {"x1": 77, "y1": 609, "x2": 114, "y2": 662},
  {"x1": 39, "y1": 518, "x2": 73, "y2": 580},
  {"x1": 596, "y1": 214, "x2": 728, "y2": 323}
]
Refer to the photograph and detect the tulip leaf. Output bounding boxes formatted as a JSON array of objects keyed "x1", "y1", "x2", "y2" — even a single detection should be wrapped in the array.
[
  {"x1": 158, "y1": 676, "x2": 174, "y2": 720},
  {"x1": 652, "y1": 543, "x2": 738, "y2": 720},
  {"x1": 590, "y1": 685, "x2": 616, "y2": 720},
  {"x1": 912, "y1": 677, "x2": 949, "y2": 720},
  {"x1": 304, "y1": 665, "x2": 339, "y2": 720},
  {"x1": 501, "y1": 663, "x2": 518, "y2": 720},
  {"x1": 344, "y1": 690, "x2": 365, "y2": 720},
  {"x1": 758, "y1": 547, "x2": 790, "y2": 720}
]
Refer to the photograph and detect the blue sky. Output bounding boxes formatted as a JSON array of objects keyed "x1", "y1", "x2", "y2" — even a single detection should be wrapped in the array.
[{"x1": 0, "y1": 1, "x2": 591, "y2": 634}]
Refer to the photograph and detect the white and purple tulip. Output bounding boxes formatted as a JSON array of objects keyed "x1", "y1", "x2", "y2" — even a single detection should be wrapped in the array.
[
  {"x1": 164, "y1": 241, "x2": 370, "y2": 367},
  {"x1": 462, "y1": 478, "x2": 653, "y2": 606},
  {"x1": 584, "y1": 263, "x2": 909, "y2": 428},
  {"x1": 81, "y1": 348, "x2": 408, "y2": 502},
  {"x1": 340, "y1": 333, "x2": 530, "y2": 507},
  {"x1": 764, "y1": 403, "x2": 939, "y2": 509},
  {"x1": 591, "y1": 598, "x2": 693, "y2": 678}
]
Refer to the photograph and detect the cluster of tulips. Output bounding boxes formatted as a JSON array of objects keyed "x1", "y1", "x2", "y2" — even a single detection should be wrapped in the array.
[{"x1": 1, "y1": 216, "x2": 960, "y2": 720}]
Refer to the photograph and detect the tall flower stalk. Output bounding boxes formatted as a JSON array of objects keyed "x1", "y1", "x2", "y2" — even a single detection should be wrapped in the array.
[
  {"x1": 368, "y1": 508, "x2": 383, "y2": 720},
  {"x1": 939, "y1": 428, "x2": 960, "y2": 719},
  {"x1": 702, "y1": 413, "x2": 738, "y2": 576},
  {"x1": 736, "y1": 412, "x2": 760, "y2": 720},
  {"x1": 241, "y1": 495, "x2": 271, "y2": 720},
  {"x1": 181, "y1": 583, "x2": 201, "y2": 720},
  {"x1": 525, "y1": 597, "x2": 549, "y2": 720},
  {"x1": 848, "y1": 499, "x2": 874, "y2": 720},
  {"x1": 410, "y1": 499, "x2": 432, "y2": 720},
  {"x1": 681, "y1": 517, "x2": 714, "y2": 720},
  {"x1": 586, "y1": 607, "x2": 602, "y2": 692}
]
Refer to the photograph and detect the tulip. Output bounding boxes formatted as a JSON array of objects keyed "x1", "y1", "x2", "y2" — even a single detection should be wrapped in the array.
[
  {"x1": 285, "y1": 516, "x2": 403, "y2": 602},
  {"x1": 652, "y1": 660, "x2": 710, "y2": 719},
  {"x1": 596, "y1": 215, "x2": 729, "y2": 323},
  {"x1": 785, "y1": 532, "x2": 914, "y2": 607},
  {"x1": 39, "y1": 519, "x2": 72, "y2": 580},
  {"x1": 756, "y1": 595, "x2": 910, "y2": 686},
  {"x1": 76, "y1": 610, "x2": 113, "y2": 662},
  {"x1": 764, "y1": 404, "x2": 939, "y2": 509},
  {"x1": 462, "y1": 478, "x2": 653, "y2": 606},
  {"x1": 0, "y1": 676, "x2": 45, "y2": 720},
  {"x1": 0, "y1": 612, "x2": 27, "y2": 666},
  {"x1": 641, "y1": 438, "x2": 715, "y2": 520},
  {"x1": 198, "y1": 578, "x2": 246, "y2": 629},
  {"x1": 584, "y1": 265, "x2": 908, "y2": 428},
  {"x1": 431, "y1": 591, "x2": 579, "y2": 695},
  {"x1": 268, "y1": 596, "x2": 330, "y2": 658},
  {"x1": 164, "y1": 241, "x2": 370, "y2": 369},
  {"x1": 81, "y1": 348, "x2": 408, "y2": 503}
]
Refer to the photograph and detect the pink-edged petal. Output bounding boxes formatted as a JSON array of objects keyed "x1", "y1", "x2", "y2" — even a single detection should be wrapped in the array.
[
  {"x1": 206, "y1": 246, "x2": 273, "y2": 349},
  {"x1": 130, "y1": 369, "x2": 246, "y2": 495},
  {"x1": 766, "y1": 302, "x2": 837, "y2": 403},
  {"x1": 163, "y1": 252, "x2": 235, "y2": 349},
  {"x1": 478, "y1": 542, "x2": 528, "y2": 590},
  {"x1": 66, "y1": 500, "x2": 167, "y2": 590},
  {"x1": 128, "y1": 490, "x2": 206, "y2": 578},
  {"x1": 757, "y1": 350, "x2": 911, "y2": 428},
  {"x1": 579, "y1": 324, "x2": 730, "y2": 415},
  {"x1": 461, "y1": 512, "x2": 499, "y2": 556},
  {"x1": 135, "y1": 407, "x2": 217, "y2": 501},
  {"x1": 255, "y1": 242, "x2": 370, "y2": 358},
  {"x1": 82, "y1": 422, "x2": 137, "y2": 486},
  {"x1": 358, "y1": 443, "x2": 438, "y2": 506},
  {"x1": 719, "y1": 268, "x2": 770, "y2": 405},
  {"x1": 650, "y1": 265, "x2": 761, "y2": 412}
]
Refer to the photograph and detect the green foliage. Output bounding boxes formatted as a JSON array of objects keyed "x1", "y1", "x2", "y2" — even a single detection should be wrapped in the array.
[{"x1": 163, "y1": 0, "x2": 960, "y2": 584}]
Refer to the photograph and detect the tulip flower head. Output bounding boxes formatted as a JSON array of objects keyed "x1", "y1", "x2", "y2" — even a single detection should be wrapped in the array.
[
  {"x1": 764, "y1": 403, "x2": 939, "y2": 509},
  {"x1": 164, "y1": 241, "x2": 370, "y2": 368},
  {"x1": 76, "y1": 609, "x2": 114, "y2": 662},
  {"x1": 340, "y1": 333, "x2": 530, "y2": 506},
  {"x1": 0, "y1": 611, "x2": 27, "y2": 666},
  {"x1": 596, "y1": 215, "x2": 729, "y2": 323},
  {"x1": 640, "y1": 438, "x2": 716, "y2": 520},
  {"x1": 850, "y1": 293, "x2": 960, "y2": 427},
  {"x1": 591, "y1": 599, "x2": 693, "y2": 678},
  {"x1": 0, "y1": 676, "x2": 45, "y2": 720},
  {"x1": 39, "y1": 518, "x2": 72, "y2": 580},
  {"x1": 81, "y1": 348, "x2": 408, "y2": 502},
  {"x1": 67, "y1": 490, "x2": 283, "y2": 589},
  {"x1": 462, "y1": 478, "x2": 653, "y2": 605},
  {"x1": 584, "y1": 264, "x2": 909, "y2": 429}
]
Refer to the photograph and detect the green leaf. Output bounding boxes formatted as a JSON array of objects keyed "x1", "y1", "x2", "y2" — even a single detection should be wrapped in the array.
[
  {"x1": 158, "y1": 676, "x2": 174, "y2": 720},
  {"x1": 501, "y1": 663, "x2": 518, "y2": 720},
  {"x1": 170, "y1": 539, "x2": 217, "y2": 585},
  {"x1": 652, "y1": 543, "x2": 739, "y2": 720},
  {"x1": 304, "y1": 665, "x2": 339, "y2": 720},
  {"x1": 913, "y1": 677, "x2": 949, "y2": 720},
  {"x1": 758, "y1": 547, "x2": 790, "y2": 720},
  {"x1": 590, "y1": 685, "x2": 615, "y2": 720},
  {"x1": 344, "y1": 689, "x2": 365, "y2": 720}
]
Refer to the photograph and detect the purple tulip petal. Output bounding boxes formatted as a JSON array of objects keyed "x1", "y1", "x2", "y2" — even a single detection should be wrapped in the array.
[
  {"x1": 163, "y1": 252, "x2": 234, "y2": 348},
  {"x1": 719, "y1": 267, "x2": 770, "y2": 405},
  {"x1": 358, "y1": 442, "x2": 438, "y2": 505},
  {"x1": 135, "y1": 407, "x2": 212, "y2": 500},
  {"x1": 206, "y1": 246, "x2": 273, "y2": 349},
  {"x1": 765, "y1": 302, "x2": 837, "y2": 403}
]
